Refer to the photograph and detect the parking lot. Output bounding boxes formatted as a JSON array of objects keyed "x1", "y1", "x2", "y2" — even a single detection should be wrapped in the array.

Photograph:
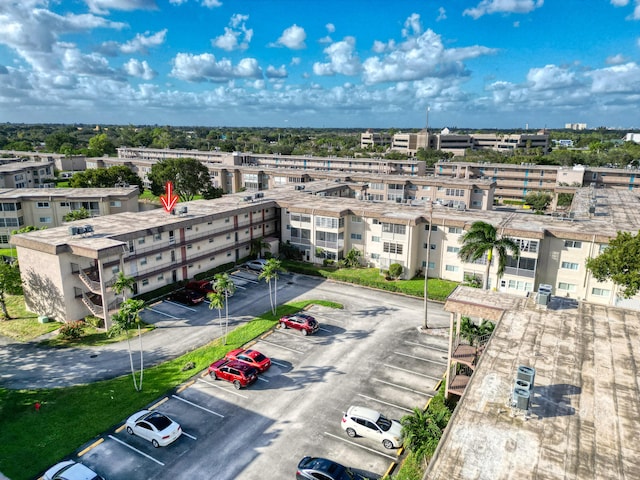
[{"x1": 63, "y1": 279, "x2": 451, "y2": 479}]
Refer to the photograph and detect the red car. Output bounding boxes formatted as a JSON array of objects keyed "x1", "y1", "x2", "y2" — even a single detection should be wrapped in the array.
[
  {"x1": 225, "y1": 348, "x2": 271, "y2": 373},
  {"x1": 170, "y1": 289, "x2": 205, "y2": 305},
  {"x1": 208, "y1": 359, "x2": 258, "y2": 389},
  {"x1": 279, "y1": 313, "x2": 319, "y2": 336},
  {"x1": 185, "y1": 280, "x2": 215, "y2": 295}
]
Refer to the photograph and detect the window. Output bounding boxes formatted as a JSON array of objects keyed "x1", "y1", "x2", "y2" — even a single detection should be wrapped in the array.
[
  {"x1": 154, "y1": 233, "x2": 162, "y2": 241},
  {"x1": 157, "y1": 274, "x2": 164, "y2": 281},
  {"x1": 422, "y1": 261, "x2": 435, "y2": 269},
  {"x1": 383, "y1": 242, "x2": 403, "y2": 254},
  {"x1": 315, "y1": 216, "x2": 342, "y2": 229},
  {"x1": 371, "y1": 236, "x2": 381, "y2": 242},
  {"x1": 591, "y1": 288, "x2": 610, "y2": 296},
  {"x1": 109, "y1": 201, "x2": 121, "y2": 207},
  {"x1": 371, "y1": 253, "x2": 380, "y2": 259},
  {"x1": 350, "y1": 233, "x2": 362, "y2": 240},
  {"x1": 514, "y1": 239, "x2": 539, "y2": 253},
  {"x1": 225, "y1": 217, "x2": 230, "y2": 223},
  {"x1": 187, "y1": 244, "x2": 193, "y2": 250},
  {"x1": 36, "y1": 202, "x2": 50, "y2": 208},
  {"x1": 138, "y1": 238, "x2": 145, "y2": 245},
  {"x1": 561, "y1": 261, "x2": 579, "y2": 270},
  {"x1": 425, "y1": 224, "x2": 437, "y2": 231},
  {"x1": 382, "y1": 223, "x2": 406, "y2": 235},
  {"x1": 598, "y1": 244, "x2": 608, "y2": 254},
  {"x1": 558, "y1": 282, "x2": 576, "y2": 292},
  {"x1": 445, "y1": 265, "x2": 459, "y2": 272},
  {"x1": 39, "y1": 217, "x2": 52, "y2": 223},
  {"x1": 156, "y1": 254, "x2": 162, "y2": 261},
  {"x1": 0, "y1": 235, "x2": 8, "y2": 244},
  {"x1": 351, "y1": 216, "x2": 362, "y2": 223},
  {"x1": 140, "y1": 257, "x2": 147, "y2": 266},
  {"x1": 448, "y1": 227, "x2": 462, "y2": 234},
  {"x1": 507, "y1": 280, "x2": 534, "y2": 291},
  {"x1": 564, "y1": 240, "x2": 582, "y2": 249},
  {"x1": 447, "y1": 246, "x2": 460, "y2": 253},
  {"x1": 209, "y1": 238, "x2": 214, "y2": 243}
]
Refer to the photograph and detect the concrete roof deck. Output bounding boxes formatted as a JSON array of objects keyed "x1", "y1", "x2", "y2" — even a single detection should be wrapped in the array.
[{"x1": 426, "y1": 287, "x2": 640, "y2": 480}]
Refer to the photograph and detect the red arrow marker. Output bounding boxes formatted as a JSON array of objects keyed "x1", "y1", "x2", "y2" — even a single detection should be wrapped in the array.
[{"x1": 160, "y1": 181, "x2": 179, "y2": 213}]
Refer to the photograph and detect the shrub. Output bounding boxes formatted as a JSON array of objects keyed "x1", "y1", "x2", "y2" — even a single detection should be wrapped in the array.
[
  {"x1": 389, "y1": 263, "x2": 403, "y2": 279},
  {"x1": 84, "y1": 315, "x2": 104, "y2": 329},
  {"x1": 59, "y1": 321, "x2": 85, "y2": 340}
]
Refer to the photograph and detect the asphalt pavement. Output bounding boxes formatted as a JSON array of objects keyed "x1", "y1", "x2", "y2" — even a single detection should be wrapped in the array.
[{"x1": 0, "y1": 274, "x2": 450, "y2": 390}]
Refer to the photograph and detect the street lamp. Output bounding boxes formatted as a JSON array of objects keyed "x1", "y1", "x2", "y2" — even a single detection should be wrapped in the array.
[{"x1": 423, "y1": 205, "x2": 434, "y2": 329}]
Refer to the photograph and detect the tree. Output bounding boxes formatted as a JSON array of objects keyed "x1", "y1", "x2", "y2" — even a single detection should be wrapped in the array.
[
  {"x1": 148, "y1": 157, "x2": 214, "y2": 201},
  {"x1": 88, "y1": 133, "x2": 116, "y2": 157},
  {"x1": 109, "y1": 298, "x2": 145, "y2": 391},
  {"x1": 250, "y1": 237, "x2": 271, "y2": 259},
  {"x1": 111, "y1": 273, "x2": 144, "y2": 390},
  {"x1": 0, "y1": 262, "x2": 23, "y2": 320},
  {"x1": 213, "y1": 273, "x2": 235, "y2": 344},
  {"x1": 388, "y1": 263, "x2": 403, "y2": 279},
  {"x1": 63, "y1": 207, "x2": 91, "y2": 222},
  {"x1": 586, "y1": 230, "x2": 640, "y2": 298},
  {"x1": 344, "y1": 248, "x2": 362, "y2": 268},
  {"x1": 458, "y1": 221, "x2": 520, "y2": 290},
  {"x1": 401, "y1": 407, "x2": 449, "y2": 461},
  {"x1": 258, "y1": 258, "x2": 284, "y2": 315},
  {"x1": 524, "y1": 192, "x2": 552, "y2": 214},
  {"x1": 207, "y1": 291, "x2": 225, "y2": 338},
  {"x1": 69, "y1": 165, "x2": 143, "y2": 191}
]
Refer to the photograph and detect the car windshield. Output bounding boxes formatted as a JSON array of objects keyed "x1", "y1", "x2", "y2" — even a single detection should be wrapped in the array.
[
  {"x1": 252, "y1": 352, "x2": 266, "y2": 361},
  {"x1": 376, "y1": 414, "x2": 392, "y2": 431},
  {"x1": 146, "y1": 413, "x2": 172, "y2": 430}
]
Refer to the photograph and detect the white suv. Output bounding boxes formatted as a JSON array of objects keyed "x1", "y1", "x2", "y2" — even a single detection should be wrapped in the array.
[{"x1": 341, "y1": 406, "x2": 403, "y2": 449}]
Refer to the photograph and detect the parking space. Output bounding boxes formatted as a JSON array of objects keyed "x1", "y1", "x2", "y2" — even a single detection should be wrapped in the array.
[{"x1": 64, "y1": 283, "x2": 451, "y2": 480}]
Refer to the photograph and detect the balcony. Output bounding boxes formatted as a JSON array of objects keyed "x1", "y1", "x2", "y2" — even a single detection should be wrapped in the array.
[{"x1": 447, "y1": 332, "x2": 492, "y2": 397}]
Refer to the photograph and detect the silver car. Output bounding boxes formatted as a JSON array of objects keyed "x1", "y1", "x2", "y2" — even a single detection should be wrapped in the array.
[
  {"x1": 125, "y1": 410, "x2": 182, "y2": 447},
  {"x1": 43, "y1": 460, "x2": 103, "y2": 480},
  {"x1": 341, "y1": 406, "x2": 403, "y2": 449}
]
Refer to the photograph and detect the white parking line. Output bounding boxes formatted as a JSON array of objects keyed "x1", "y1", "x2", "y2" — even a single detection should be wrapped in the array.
[
  {"x1": 197, "y1": 377, "x2": 249, "y2": 399},
  {"x1": 394, "y1": 351, "x2": 447, "y2": 366},
  {"x1": 259, "y1": 339, "x2": 304, "y2": 354},
  {"x1": 258, "y1": 376, "x2": 269, "y2": 383},
  {"x1": 356, "y1": 394, "x2": 414, "y2": 414},
  {"x1": 373, "y1": 378, "x2": 433, "y2": 397},
  {"x1": 383, "y1": 363, "x2": 441, "y2": 381},
  {"x1": 318, "y1": 327, "x2": 332, "y2": 333},
  {"x1": 171, "y1": 394, "x2": 224, "y2": 418},
  {"x1": 145, "y1": 307, "x2": 180, "y2": 319},
  {"x1": 163, "y1": 300, "x2": 198, "y2": 312},
  {"x1": 275, "y1": 328, "x2": 323, "y2": 343},
  {"x1": 108, "y1": 435, "x2": 165, "y2": 466},
  {"x1": 404, "y1": 340, "x2": 449, "y2": 354},
  {"x1": 181, "y1": 431, "x2": 197, "y2": 440},
  {"x1": 323, "y1": 432, "x2": 398, "y2": 461},
  {"x1": 270, "y1": 359, "x2": 290, "y2": 368}
]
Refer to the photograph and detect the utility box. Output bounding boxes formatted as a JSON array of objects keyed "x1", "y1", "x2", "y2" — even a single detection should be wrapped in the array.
[
  {"x1": 517, "y1": 365, "x2": 536, "y2": 388},
  {"x1": 513, "y1": 387, "x2": 530, "y2": 410},
  {"x1": 38, "y1": 316, "x2": 49, "y2": 324}
]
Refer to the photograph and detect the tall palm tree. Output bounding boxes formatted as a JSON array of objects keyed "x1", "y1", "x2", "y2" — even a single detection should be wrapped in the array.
[
  {"x1": 111, "y1": 272, "x2": 146, "y2": 390},
  {"x1": 250, "y1": 237, "x2": 271, "y2": 259},
  {"x1": 259, "y1": 258, "x2": 283, "y2": 315},
  {"x1": 458, "y1": 221, "x2": 520, "y2": 290},
  {"x1": 207, "y1": 291, "x2": 225, "y2": 339},
  {"x1": 213, "y1": 273, "x2": 235, "y2": 344},
  {"x1": 109, "y1": 298, "x2": 145, "y2": 391}
]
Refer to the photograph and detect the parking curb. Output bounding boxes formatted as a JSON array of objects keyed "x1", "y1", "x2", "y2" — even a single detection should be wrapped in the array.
[
  {"x1": 78, "y1": 438, "x2": 104, "y2": 457},
  {"x1": 149, "y1": 397, "x2": 169, "y2": 410}
]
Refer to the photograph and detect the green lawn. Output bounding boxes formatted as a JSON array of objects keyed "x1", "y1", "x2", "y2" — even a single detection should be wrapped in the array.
[
  {"x1": 281, "y1": 262, "x2": 458, "y2": 302},
  {"x1": 0, "y1": 295, "x2": 59, "y2": 341},
  {"x1": 0, "y1": 299, "x2": 342, "y2": 480}
]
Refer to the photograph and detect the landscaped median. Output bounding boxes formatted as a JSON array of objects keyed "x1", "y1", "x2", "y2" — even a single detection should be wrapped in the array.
[{"x1": 0, "y1": 299, "x2": 342, "y2": 480}]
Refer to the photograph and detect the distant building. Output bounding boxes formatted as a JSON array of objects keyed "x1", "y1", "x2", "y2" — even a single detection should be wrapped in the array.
[
  {"x1": 624, "y1": 133, "x2": 640, "y2": 144},
  {"x1": 565, "y1": 123, "x2": 587, "y2": 130}
]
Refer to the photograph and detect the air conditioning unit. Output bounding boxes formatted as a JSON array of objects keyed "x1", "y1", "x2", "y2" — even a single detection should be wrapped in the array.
[
  {"x1": 512, "y1": 387, "x2": 530, "y2": 410},
  {"x1": 178, "y1": 206, "x2": 188, "y2": 215},
  {"x1": 68, "y1": 226, "x2": 78, "y2": 236},
  {"x1": 517, "y1": 365, "x2": 536, "y2": 388}
]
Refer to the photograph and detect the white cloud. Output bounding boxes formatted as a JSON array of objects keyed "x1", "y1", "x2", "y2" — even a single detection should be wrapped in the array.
[
  {"x1": 290, "y1": 57, "x2": 301, "y2": 66},
  {"x1": 61, "y1": 47, "x2": 115, "y2": 76},
  {"x1": 606, "y1": 54, "x2": 627, "y2": 64},
  {"x1": 212, "y1": 14, "x2": 253, "y2": 51},
  {"x1": 526, "y1": 65, "x2": 578, "y2": 90},
  {"x1": 123, "y1": 59, "x2": 157, "y2": 80},
  {"x1": 170, "y1": 52, "x2": 262, "y2": 82},
  {"x1": 610, "y1": 0, "x2": 629, "y2": 6},
  {"x1": 169, "y1": 0, "x2": 188, "y2": 4},
  {"x1": 201, "y1": 0, "x2": 223, "y2": 8},
  {"x1": 463, "y1": 0, "x2": 544, "y2": 19},
  {"x1": 313, "y1": 37, "x2": 361, "y2": 76},
  {"x1": 436, "y1": 7, "x2": 447, "y2": 21},
  {"x1": 326, "y1": 23, "x2": 336, "y2": 33},
  {"x1": 272, "y1": 24, "x2": 306, "y2": 50},
  {"x1": 265, "y1": 65, "x2": 288, "y2": 79},
  {"x1": 84, "y1": 0, "x2": 157, "y2": 15},
  {"x1": 587, "y1": 62, "x2": 640, "y2": 93},
  {"x1": 120, "y1": 30, "x2": 167, "y2": 54},
  {"x1": 362, "y1": 16, "x2": 496, "y2": 84}
]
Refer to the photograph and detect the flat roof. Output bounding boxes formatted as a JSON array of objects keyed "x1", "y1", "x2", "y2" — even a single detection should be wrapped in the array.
[
  {"x1": 425, "y1": 287, "x2": 640, "y2": 480},
  {"x1": 0, "y1": 187, "x2": 139, "y2": 199}
]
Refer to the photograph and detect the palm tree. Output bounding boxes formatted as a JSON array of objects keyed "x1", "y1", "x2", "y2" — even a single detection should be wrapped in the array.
[
  {"x1": 259, "y1": 258, "x2": 283, "y2": 315},
  {"x1": 207, "y1": 290, "x2": 225, "y2": 339},
  {"x1": 458, "y1": 221, "x2": 520, "y2": 290},
  {"x1": 250, "y1": 237, "x2": 271, "y2": 258},
  {"x1": 109, "y1": 298, "x2": 145, "y2": 391},
  {"x1": 213, "y1": 273, "x2": 235, "y2": 344},
  {"x1": 401, "y1": 407, "x2": 450, "y2": 461},
  {"x1": 110, "y1": 272, "x2": 145, "y2": 390}
]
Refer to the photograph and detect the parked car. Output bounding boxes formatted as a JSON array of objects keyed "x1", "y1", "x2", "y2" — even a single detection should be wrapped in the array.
[
  {"x1": 296, "y1": 456, "x2": 376, "y2": 480},
  {"x1": 341, "y1": 406, "x2": 403, "y2": 449},
  {"x1": 225, "y1": 348, "x2": 271, "y2": 372},
  {"x1": 125, "y1": 410, "x2": 182, "y2": 447},
  {"x1": 185, "y1": 280, "x2": 215, "y2": 295},
  {"x1": 279, "y1": 313, "x2": 319, "y2": 336},
  {"x1": 245, "y1": 258, "x2": 268, "y2": 271},
  {"x1": 170, "y1": 289, "x2": 205, "y2": 305},
  {"x1": 43, "y1": 460, "x2": 104, "y2": 480},
  {"x1": 208, "y1": 358, "x2": 259, "y2": 389}
]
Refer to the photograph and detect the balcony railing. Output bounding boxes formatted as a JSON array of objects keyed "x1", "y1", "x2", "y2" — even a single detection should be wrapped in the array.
[{"x1": 82, "y1": 292, "x2": 104, "y2": 318}]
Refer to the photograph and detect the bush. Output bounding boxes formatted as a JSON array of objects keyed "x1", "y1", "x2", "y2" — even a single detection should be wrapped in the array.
[
  {"x1": 59, "y1": 321, "x2": 85, "y2": 340},
  {"x1": 389, "y1": 263, "x2": 403, "y2": 279},
  {"x1": 84, "y1": 316, "x2": 104, "y2": 329}
]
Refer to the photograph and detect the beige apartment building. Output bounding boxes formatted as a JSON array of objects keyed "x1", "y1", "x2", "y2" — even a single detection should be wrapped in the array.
[
  {"x1": 0, "y1": 187, "x2": 139, "y2": 247},
  {"x1": 11, "y1": 183, "x2": 637, "y2": 326}
]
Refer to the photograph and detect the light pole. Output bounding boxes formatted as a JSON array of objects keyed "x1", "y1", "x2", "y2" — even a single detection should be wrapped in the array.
[{"x1": 423, "y1": 206, "x2": 434, "y2": 329}]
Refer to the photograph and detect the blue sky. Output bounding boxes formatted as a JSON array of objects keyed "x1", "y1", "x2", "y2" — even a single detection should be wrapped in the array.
[{"x1": 1, "y1": 0, "x2": 639, "y2": 129}]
